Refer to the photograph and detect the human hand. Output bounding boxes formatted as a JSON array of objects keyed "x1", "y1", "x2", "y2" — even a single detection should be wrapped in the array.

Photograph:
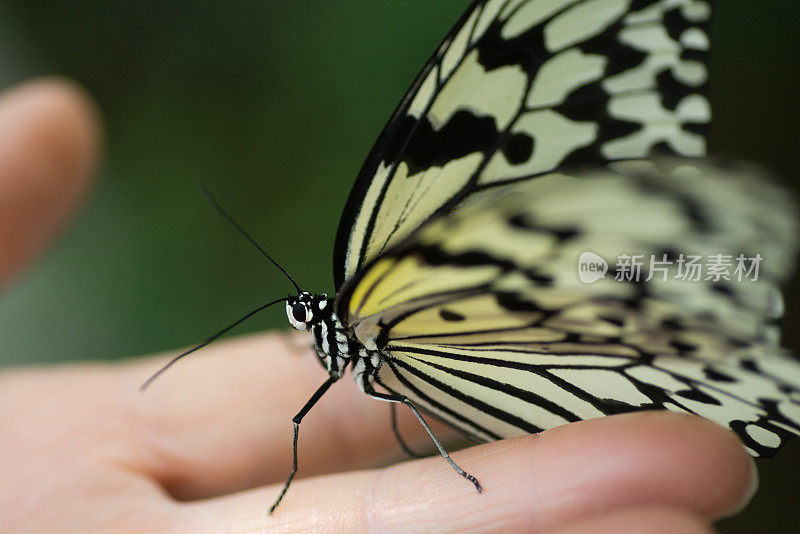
[{"x1": 0, "y1": 79, "x2": 757, "y2": 533}]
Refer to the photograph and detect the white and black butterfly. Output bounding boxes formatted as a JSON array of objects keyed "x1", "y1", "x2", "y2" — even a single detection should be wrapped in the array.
[{"x1": 145, "y1": 0, "x2": 800, "y2": 513}]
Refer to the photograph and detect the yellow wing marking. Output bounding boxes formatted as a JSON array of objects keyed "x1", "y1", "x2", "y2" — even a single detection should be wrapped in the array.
[
  {"x1": 348, "y1": 257, "x2": 396, "y2": 319},
  {"x1": 353, "y1": 255, "x2": 501, "y2": 320}
]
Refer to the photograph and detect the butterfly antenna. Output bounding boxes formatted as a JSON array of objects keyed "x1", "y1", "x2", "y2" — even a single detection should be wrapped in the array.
[
  {"x1": 199, "y1": 183, "x2": 301, "y2": 294},
  {"x1": 140, "y1": 297, "x2": 287, "y2": 391}
]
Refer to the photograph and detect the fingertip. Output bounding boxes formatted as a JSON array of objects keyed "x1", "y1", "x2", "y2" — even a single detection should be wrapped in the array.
[
  {"x1": 0, "y1": 77, "x2": 103, "y2": 189},
  {"x1": 530, "y1": 412, "x2": 756, "y2": 520},
  {"x1": 363, "y1": 412, "x2": 754, "y2": 531},
  {"x1": 639, "y1": 412, "x2": 757, "y2": 518},
  {"x1": 0, "y1": 77, "x2": 103, "y2": 284}
]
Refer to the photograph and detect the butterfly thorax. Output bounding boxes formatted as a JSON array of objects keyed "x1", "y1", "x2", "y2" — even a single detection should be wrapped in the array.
[{"x1": 286, "y1": 291, "x2": 377, "y2": 385}]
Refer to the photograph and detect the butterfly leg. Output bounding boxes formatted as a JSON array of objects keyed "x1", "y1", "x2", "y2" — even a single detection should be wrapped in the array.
[
  {"x1": 269, "y1": 375, "x2": 338, "y2": 514},
  {"x1": 366, "y1": 387, "x2": 483, "y2": 494},
  {"x1": 390, "y1": 403, "x2": 425, "y2": 458}
]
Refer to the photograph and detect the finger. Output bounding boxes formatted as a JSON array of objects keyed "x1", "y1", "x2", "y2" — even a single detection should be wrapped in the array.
[
  {"x1": 121, "y1": 331, "x2": 461, "y2": 499},
  {"x1": 0, "y1": 78, "x2": 101, "y2": 287},
  {"x1": 181, "y1": 412, "x2": 754, "y2": 532},
  {"x1": 547, "y1": 506, "x2": 713, "y2": 534}
]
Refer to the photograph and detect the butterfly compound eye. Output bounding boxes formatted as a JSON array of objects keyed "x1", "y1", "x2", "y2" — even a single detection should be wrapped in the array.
[{"x1": 292, "y1": 303, "x2": 307, "y2": 322}]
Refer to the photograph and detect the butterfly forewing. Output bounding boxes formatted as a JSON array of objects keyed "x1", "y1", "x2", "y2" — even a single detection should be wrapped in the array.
[{"x1": 333, "y1": 0, "x2": 713, "y2": 289}]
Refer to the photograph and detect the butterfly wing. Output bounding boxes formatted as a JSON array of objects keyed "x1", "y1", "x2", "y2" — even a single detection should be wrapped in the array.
[
  {"x1": 333, "y1": 0, "x2": 713, "y2": 289},
  {"x1": 335, "y1": 158, "x2": 800, "y2": 457}
]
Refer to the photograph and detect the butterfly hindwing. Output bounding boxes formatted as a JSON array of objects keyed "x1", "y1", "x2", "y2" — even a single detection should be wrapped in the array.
[
  {"x1": 336, "y1": 158, "x2": 800, "y2": 456},
  {"x1": 333, "y1": 0, "x2": 713, "y2": 289}
]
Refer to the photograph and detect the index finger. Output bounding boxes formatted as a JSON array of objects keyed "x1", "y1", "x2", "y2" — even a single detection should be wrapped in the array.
[
  {"x1": 118, "y1": 331, "x2": 461, "y2": 499},
  {"x1": 185, "y1": 413, "x2": 754, "y2": 532}
]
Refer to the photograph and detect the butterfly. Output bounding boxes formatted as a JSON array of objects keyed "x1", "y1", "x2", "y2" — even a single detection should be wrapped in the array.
[{"x1": 144, "y1": 0, "x2": 800, "y2": 513}]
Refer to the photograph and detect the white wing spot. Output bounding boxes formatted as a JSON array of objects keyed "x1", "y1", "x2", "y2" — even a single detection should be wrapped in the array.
[
  {"x1": 544, "y1": 0, "x2": 628, "y2": 52},
  {"x1": 528, "y1": 48, "x2": 607, "y2": 108},
  {"x1": 550, "y1": 368, "x2": 653, "y2": 406},
  {"x1": 474, "y1": 0, "x2": 509, "y2": 43},
  {"x1": 681, "y1": 1, "x2": 712, "y2": 22},
  {"x1": 680, "y1": 28, "x2": 709, "y2": 50},
  {"x1": 408, "y1": 65, "x2": 439, "y2": 119},
  {"x1": 626, "y1": 365, "x2": 687, "y2": 391},
  {"x1": 602, "y1": 93, "x2": 708, "y2": 158},
  {"x1": 503, "y1": 0, "x2": 579, "y2": 39},
  {"x1": 481, "y1": 110, "x2": 597, "y2": 184},
  {"x1": 745, "y1": 424, "x2": 782, "y2": 449},
  {"x1": 442, "y1": 8, "x2": 480, "y2": 80},
  {"x1": 604, "y1": 24, "x2": 707, "y2": 94},
  {"x1": 430, "y1": 50, "x2": 527, "y2": 131}
]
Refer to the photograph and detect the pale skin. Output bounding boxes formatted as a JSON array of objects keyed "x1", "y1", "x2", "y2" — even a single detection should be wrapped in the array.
[{"x1": 0, "y1": 79, "x2": 758, "y2": 533}]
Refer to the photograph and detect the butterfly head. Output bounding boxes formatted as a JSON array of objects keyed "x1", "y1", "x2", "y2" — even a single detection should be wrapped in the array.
[{"x1": 286, "y1": 291, "x2": 329, "y2": 331}]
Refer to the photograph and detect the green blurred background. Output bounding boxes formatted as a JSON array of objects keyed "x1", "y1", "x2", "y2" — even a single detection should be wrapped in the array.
[{"x1": 0, "y1": 1, "x2": 797, "y2": 531}]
